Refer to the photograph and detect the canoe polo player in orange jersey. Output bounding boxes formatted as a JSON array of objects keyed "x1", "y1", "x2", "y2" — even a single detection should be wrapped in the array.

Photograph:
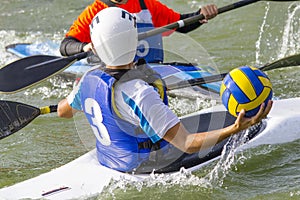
[{"x1": 60, "y1": 0, "x2": 218, "y2": 63}]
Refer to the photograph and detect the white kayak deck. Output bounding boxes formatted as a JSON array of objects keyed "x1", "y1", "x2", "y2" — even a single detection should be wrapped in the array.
[{"x1": 0, "y1": 98, "x2": 300, "y2": 200}]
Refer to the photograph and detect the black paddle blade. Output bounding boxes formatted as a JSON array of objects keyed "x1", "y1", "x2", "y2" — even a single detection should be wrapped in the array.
[
  {"x1": 0, "y1": 100, "x2": 40, "y2": 140},
  {"x1": 0, "y1": 55, "x2": 76, "y2": 93}
]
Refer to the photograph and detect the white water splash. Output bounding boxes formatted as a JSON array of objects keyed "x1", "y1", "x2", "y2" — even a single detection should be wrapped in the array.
[
  {"x1": 255, "y1": 3, "x2": 270, "y2": 65},
  {"x1": 277, "y1": 2, "x2": 300, "y2": 58},
  {"x1": 23, "y1": 76, "x2": 74, "y2": 99},
  {"x1": 168, "y1": 95, "x2": 218, "y2": 116},
  {"x1": 0, "y1": 30, "x2": 63, "y2": 67},
  {"x1": 205, "y1": 130, "x2": 252, "y2": 187},
  {"x1": 290, "y1": 190, "x2": 300, "y2": 197},
  {"x1": 256, "y1": 2, "x2": 300, "y2": 64},
  {"x1": 103, "y1": 167, "x2": 211, "y2": 199}
]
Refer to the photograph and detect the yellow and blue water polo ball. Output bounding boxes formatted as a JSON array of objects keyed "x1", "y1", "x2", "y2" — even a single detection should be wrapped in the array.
[{"x1": 220, "y1": 66, "x2": 272, "y2": 118}]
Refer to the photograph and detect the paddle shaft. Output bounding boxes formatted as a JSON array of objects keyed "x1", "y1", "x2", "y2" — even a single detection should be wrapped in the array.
[
  {"x1": 40, "y1": 105, "x2": 58, "y2": 114},
  {"x1": 139, "y1": 0, "x2": 261, "y2": 40},
  {"x1": 167, "y1": 53, "x2": 300, "y2": 90},
  {"x1": 139, "y1": 0, "x2": 297, "y2": 39}
]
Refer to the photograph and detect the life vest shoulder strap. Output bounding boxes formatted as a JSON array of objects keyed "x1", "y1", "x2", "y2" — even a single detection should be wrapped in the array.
[{"x1": 115, "y1": 59, "x2": 167, "y2": 98}]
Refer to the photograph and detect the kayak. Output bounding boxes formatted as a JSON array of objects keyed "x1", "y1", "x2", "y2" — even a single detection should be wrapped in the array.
[
  {"x1": 5, "y1": 42, "x2": 221, "y2": 94},
  {"x1": 0, "y1": 97, "x2": 300, "y2": 200}
]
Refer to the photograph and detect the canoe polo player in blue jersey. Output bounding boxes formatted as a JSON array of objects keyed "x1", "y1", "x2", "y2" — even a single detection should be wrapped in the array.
[{"x1": 57, "y1": 7, "x2": 272, "y2": 173}]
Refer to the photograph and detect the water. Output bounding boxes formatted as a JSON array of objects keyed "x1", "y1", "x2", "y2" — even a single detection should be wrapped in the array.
[{"x1": 1, "y1": 0, "x2": 300, "y2": 199}]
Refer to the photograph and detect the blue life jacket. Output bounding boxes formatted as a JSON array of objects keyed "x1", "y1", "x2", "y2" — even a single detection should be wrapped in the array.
[{"x1": 80, "y1": 62, "x2": 168, "y2": 172}]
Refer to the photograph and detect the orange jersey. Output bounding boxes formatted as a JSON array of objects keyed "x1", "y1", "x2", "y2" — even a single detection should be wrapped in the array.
[{"x1": 66, "y1": 0, "x2": 181, "y2": 43}]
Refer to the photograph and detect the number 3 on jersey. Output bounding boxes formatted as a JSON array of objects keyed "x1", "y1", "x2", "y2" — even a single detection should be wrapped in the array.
[{"x1": 84, "y1": 98, "x2": 111, "y2": 146}]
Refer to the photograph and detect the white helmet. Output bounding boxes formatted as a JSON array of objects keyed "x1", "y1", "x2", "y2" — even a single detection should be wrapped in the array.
[{"x1": 90, "y1": 7, "x2": 137, "y2": 66}]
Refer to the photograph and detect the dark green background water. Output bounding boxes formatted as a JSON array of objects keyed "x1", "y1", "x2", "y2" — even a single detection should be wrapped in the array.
[{"x1": 0, "y1": 0, "x2": 300, "y2": 199}]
